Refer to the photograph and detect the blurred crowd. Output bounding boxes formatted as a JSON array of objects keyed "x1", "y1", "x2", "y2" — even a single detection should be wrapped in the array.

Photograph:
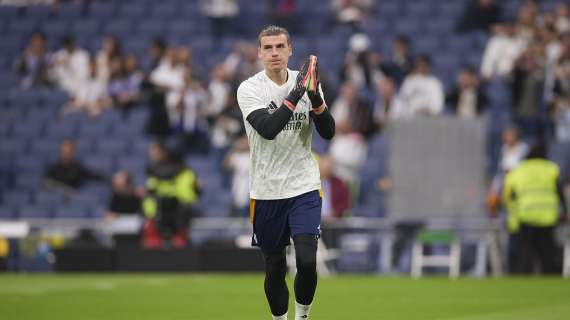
[{"x1": 6, "y1": 0, "x2": 570, "y2": 253}]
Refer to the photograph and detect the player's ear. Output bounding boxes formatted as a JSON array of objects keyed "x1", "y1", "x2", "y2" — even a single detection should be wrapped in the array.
[
  {"x1": 288, "y1": 43, "x2": 292, "y2": 57},
  {"x1": 258, "y1": 47, "x2": 262, "y2": 59}
]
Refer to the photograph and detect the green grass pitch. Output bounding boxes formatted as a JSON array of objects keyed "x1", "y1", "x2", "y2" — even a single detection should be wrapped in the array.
[{"x1": 1, "y1": 274, "x2": 569, "y2": 319}]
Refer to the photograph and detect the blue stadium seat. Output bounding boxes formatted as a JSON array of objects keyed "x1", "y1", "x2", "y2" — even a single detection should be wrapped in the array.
[
  {"x1": 83, "y1": 155, "x2": 115, "y2": 176},
  {"x1": 8, "y1": 19, "x2": 38, "y2": 37},
  {"x1": 69, "y1": 192, "x2": 102, "y2": 208},
  {"x1": 45, "y1": 122, "x2": 77, "y2": 139},
  {"x1": 187, "y1": 155, "x2": 214, "y2": 173},
  {"x1": 445, "y1": 36, "x2": 474, "y2": 54},
  {"x1": 135, "y1": 20, "x2": 166, "y2": 38},
  {"x1": 436, "y1": 1, "x2": 465, "y2": 17},
  {"x1": 0, "y1": 122, "x2": 11, "y2": 136},
  {"x1": 25, "y1": 5, "x2": 52, "y2": 20},
  {"x1": 14, "y1": 156, "x2": 47, "y2": 173},
  {"x1": 425, "y1": 18, "x2": 456, "y2": 35},
  {"x1": 7, "y1": 89, "x2": 43, "y2": 107},
  {"x1": 124, "y1": 38, "x2": 149, "y2": 54},
  {"x1": 11, "y1": 122, "x2": 44, "y2": 138},
  {"x1": 30, "y1": 138, "x2": 60, "y2": 158},
  {"x1": 2, "y1": 191, "x2": 32, "y2": 207},
  {"x1": 97, "y1": 139, "x2": 129, "y2": 155},
  {"x1": 0, "y1": 205, "x2": 16, "y2": 219},
  {"x1": 393, "y1": 18, "x2": 422, "y2": 36},
  {"x1": 55, "y1": 3, "x2": 83, "y2": 20},
  {"x1": 118, "y1": 3, "x2": 148, "y2": 19},
  {"x1": 14, "y1": 173, "x2": 42, "y2": 190},
  {"x1": 103, "y1": 20, "x2": 134, "y2": 38},
  {"x1": 378, "y1": 2, "x2": 403, "y2": 18},
  {"x1": 414, "y1": 36, "x2": 442, "y2": 55},
  {"x1": 0, "y1": 139, "x2": 28, "y2": 155},
  {"x1": 0, "y1": 5, "x2": 19, "y2": 20},
  {"x1": 18, "y1": 204, "x2": 52, "y2": 219},
  {"x1": 116, "y1": 157, "x2": 147, "y2": 174},
  {"x1": 89, "y1": 2, "x2": 116, "y2": 19},
  {"x1": 79, "y1": 121, "x2": 112, "y2": 137},
  {"x1": 405, "y1": 2, "x2": 433, "y2": 17},
  {"x1": 72, "y1": 19, "x2": 101, "y2": 38},
  {"x1": 34, "y1": 191, "x2": 66, "y2": 207},
  {"x1": 149, "y1": 2, "x2": 179, "y2": 19},
  {"x1": 40, "y1": 89, "x2": 68, "y2": 107},
  {"x1": 54, "y1": 205, "x2": 89, "y2": 218}
]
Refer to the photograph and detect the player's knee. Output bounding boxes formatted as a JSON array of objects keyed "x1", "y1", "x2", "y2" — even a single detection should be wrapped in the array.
[
  {"x1": 264, "y1": 252, "x2": 287, "y2": 277},
  {"x1": 293, "y1": 235, "x2": 317, "y2": 274}
]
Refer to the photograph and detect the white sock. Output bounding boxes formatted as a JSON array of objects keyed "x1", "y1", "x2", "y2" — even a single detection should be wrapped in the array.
[
  {"x1": 295, "y1": 302, "x2": 312, "y2": 320},
  {"x1": 272, "y1": 312, "x2": 287, "y2": 320}
]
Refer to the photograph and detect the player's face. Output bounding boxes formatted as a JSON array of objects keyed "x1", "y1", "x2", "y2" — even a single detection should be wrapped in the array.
[{"x1": 258, "y1": 34, "x2": 292, "y2": 73}]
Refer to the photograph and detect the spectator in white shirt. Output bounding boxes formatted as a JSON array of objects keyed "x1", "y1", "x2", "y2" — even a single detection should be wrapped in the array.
[
  {"x1": 205, "y1": 64, "x2": 231, "y2": 121},
  {"x1": 62, "y1": 58, "x2": 111, "y2": 117},
  {"x1": 397, "y1": 55, "x2": 445, "y2": 117},
  {"x1": 49, "y1": 36, "x2": 90, "y2": 96},
  {"x1": 223, "y1": 135, "x2": 250, "y2": 217},
  {"x1": 480, "y1": 22, "x2": 527, "y2": 80}
]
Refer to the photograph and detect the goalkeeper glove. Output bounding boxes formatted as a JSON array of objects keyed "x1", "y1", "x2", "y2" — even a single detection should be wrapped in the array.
[
  {"x1": 306, "y1": 56, "x2": 326, "y2": 112},
  {"x1": 284, "y1": 57, "x2": 312, "y2": 110}
]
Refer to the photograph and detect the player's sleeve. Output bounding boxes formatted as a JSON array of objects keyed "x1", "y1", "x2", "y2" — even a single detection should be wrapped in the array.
[
  {"x1": 237, "y1": 81, "x2": 266, "y2": 119},
  {"x1": 237, "y1": 81, "x2": 294, "y2": 140},
  {"x1": 310, "y1": 84, "x2": 335, "y2": 140}
]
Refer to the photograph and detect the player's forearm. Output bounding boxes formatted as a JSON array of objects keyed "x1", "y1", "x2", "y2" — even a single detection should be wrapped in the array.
[
  {"x1": 311, "y1": 108, "x2": 335, "y2": 140},
  {"x1": 247, "y1": 105, "x2": 293, "y2": 140}
]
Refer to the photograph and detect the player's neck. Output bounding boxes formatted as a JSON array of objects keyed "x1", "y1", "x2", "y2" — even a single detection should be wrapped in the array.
[{"x1": 265, "y1": 68, "x2": 288, "y2": 86}]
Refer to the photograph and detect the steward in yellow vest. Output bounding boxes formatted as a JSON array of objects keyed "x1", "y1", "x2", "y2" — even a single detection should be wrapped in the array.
[
  {"x1": 142, "y1": 147, "x2": 202, "y2": 249},
  {"x1": 502, "y1": 144, "x2": 568, "y2": 274}
]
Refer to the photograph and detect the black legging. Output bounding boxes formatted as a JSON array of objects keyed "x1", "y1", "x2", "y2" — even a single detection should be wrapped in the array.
[{"x1": 263, "y1": 234, "x2": 318, "y2": 316}]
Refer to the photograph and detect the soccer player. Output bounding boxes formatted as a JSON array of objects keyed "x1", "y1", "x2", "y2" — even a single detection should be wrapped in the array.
[{"x1": 237, "y1": 25, "x2": 335, "y2": 320}]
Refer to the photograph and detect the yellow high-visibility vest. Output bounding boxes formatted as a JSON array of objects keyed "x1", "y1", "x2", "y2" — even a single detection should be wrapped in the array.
[
  {"x1": 502, "y1": 159, "x2": 560, "y2": 233},
  {"x1": 143, "y1": 169, "x2": 198, "y2": 218}
]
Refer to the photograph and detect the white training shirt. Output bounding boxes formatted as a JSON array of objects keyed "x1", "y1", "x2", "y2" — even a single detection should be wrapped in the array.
[{"x1": 237, "y1": 69, "x2": 321, "y2": 200}]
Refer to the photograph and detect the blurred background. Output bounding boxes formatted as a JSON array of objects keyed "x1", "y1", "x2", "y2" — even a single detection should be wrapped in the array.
[{"x1": 0, "y1": 0, "x2": 569, "y2": 277}]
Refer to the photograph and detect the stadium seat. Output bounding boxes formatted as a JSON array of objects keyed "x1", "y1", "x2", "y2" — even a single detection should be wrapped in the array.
[
  {"x1": 14, "y1": 173, "x2": 42, "y2": 190},
  {"x1": 11, "y1": 123, "x2": 44, "y2": 139},
  {"x1": 2, "y1": 191, "x2": 32, "y2": 207},
  {"x1": 39, "y1": 20, "x2": 69, "y2": 39},
  {"x1": 34, "y1": 191, "x2": 66, "y2": 208},
  {"x1": 116, "y1": 157, "x2": 147, "y2": 174},
  {"x1": 89, "y1": 2, "x2": 116, "y2": 19},
  {"x1": 69, "y1": 192, "x2": 102, "y2": 208},
  {"x1": 18, "y1": 204, "x2": 52, "y2": 219},
  {"x1": 83, "y1": 155, "x2": 115, "y2": 176},
  {"x1": 96, "y1": 139, "x2": 129, "y2": 155},
  {"x1": 0, "y1": 139, "x2": 28, "y2": 155},
  {"x1": 25, "y1": 5, "x2": 52, "y2": 20},
  {"x1": 103, "y1": 20, "x2": 134, "y2": 38},
  {"x1": 8, "y1": 19, "x2": 37, "y2": 37},
  {"x1": 55, "y1": 3, "x2": 83, "y2": 20},
  {"x1": 0, "y1": 205, "x2": 16, "y2": 219},
  {"x1": 72, "y1": 19, "x2": 101, "y2": 38},
  {"x1": 54, "y1": 204, "x2": 90, "y2": 218},
  {"x1": 118, "y1": 3, "x2": 148, "y2": 19},
  {"x1": 45, "y1": 122, "x2": 77, "y2": 139},
  {"x1": 405, "y1": 2, "x2": 433, "y2": 17},
  {"x1": 30, "y1": 138, "x2": 60, "y2": 158}
]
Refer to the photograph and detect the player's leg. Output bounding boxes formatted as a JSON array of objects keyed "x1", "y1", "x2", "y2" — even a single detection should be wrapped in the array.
[
  {"x1": 264, "y1": 250, "x2": 289, "y2": 319},
  {"x1": 252, "y1": 198, "x2": 291, "y2": 319},
  {"x1": 288, "y1": 190, "x2": 322, "y2": 320},
  {"x1": 293, "y1": 234, "x2": 318, "y2": 318}
]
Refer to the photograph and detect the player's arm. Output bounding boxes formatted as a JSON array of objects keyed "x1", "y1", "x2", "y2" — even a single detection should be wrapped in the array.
[
  {"x1": 247, "y1": 106, "x2": 294, "y2": 140},
  {"x1": 242, "y1": 60, "x2": 310, "y2": 140},
  {"x1": 309, "y1": 84, "x2": 335, "y2": 140}
]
